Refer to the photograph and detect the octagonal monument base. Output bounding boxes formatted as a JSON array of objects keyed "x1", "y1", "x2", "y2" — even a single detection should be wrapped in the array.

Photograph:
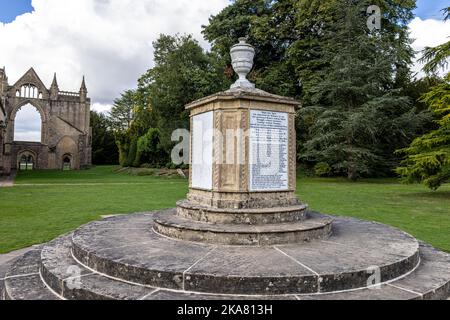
[{"x1": 1, "y1": 211, "x2": 450, "y2": 300}]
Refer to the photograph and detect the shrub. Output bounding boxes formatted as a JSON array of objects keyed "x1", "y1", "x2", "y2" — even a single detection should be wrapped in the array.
[
  {"x1": 136, "y1": 128, "x2": 168, "y2": 167},
  {"x1": 314, "y1": 162, "x2": 332, "y2": 177}
]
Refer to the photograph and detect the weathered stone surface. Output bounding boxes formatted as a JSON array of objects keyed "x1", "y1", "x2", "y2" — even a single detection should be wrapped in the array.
[
  {"x1": 184, "y1": 246, "x2": 318, "y2": 295},
  {"x1": 41, "y1": 234, "x2": 157, "y2": 300},
  {"x1": 177, "y1": 200, "x2": 308, "y2": 225},
  {"x1": 72, "y1": 227, "x2": 212, "y2": 290},
  {"x1": 1, "y1": 213, "x2": 449, "y2": 300},
  {"x1": 0, "y1": 280, "x2": 3, "y2": 300},
  {"x1": 153, "y1": 210, "x2": 333, "y2": 246},
  {"x1": 2, "y1": 246, "x2": 59, "y2": 300},
  {"x1": 277, "y1": 217, "x2": 420, "y2": 293},
  {"x1": 40, "y1": 235, "x2": 94, "y2": 295},
  {"x1": 5, "y1": 249, "x2": 42, "y2": 278},
  {"x1": 0, "y1": 259, "x2": 14, "y2": 300},
  {"x1": 70, "y1": 213, "x2": 425, "y2": 296},
  {"x1": 297, "y1": 285, "x2": 421, "y2": 300},
  {"x1": 4, "y1": 274, "x2": 59, "y2": 300},
  {"x1": 389, "y1": 244, "x2": 450, "y2": 300},
  {"x1": 142, "y1": 290, "x2": 297, "y2": 300},
  {"x1": 186, "y1": 189, "x2": 301, "y2": 210},
  {"x1": 62, "y1": 274, "x2": 156, "y2": 300}
]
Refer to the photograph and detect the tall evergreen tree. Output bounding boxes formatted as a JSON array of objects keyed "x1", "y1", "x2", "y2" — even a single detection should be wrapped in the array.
[
  {"x1": 298, "y1": 0, "x2": 423, "y2": 179},
  {"x1": 396, "y1": 8, "x2": 450, "y2": 190},
  {"x1": 396, "y1": 74, "x2": 450, "y2": 190},
  {"x1": 109, "y1": 90, "x2": 136, "y2": 131},
  {"x1": 90, "y1": 111, "x2": 119, "y2": 165},
  {"x1": 203, "y1": 0, "x2": 424, "y2": 178}
]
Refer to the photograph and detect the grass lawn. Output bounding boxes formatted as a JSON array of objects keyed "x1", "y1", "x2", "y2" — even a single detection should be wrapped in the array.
[{"x1": 0, "y1": 166, "x2": 449, "y2": 254}]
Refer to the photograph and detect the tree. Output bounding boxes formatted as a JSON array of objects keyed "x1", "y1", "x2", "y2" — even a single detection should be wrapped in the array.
[
  {"x1": 396, "y1": 74, "x2": 450, "y2": 190},
  {"x1": 396, "y1": 8, "x2": 450, "y2": 190},
  {"x1": 137, "y1": 34, "x2": 229, "y2": 150},
  {"x1": 203, "y1": 0, "x2": 425, "y2": 178},
  {"x1": 111, "y1": 34, "x2": 229, "y2": 168},
  {"x1": 109, "y1": 90, "x2": 136, "y2": 131},
  {"x1": 90, "y1": 111, "x2": 119, "y2": 165},
  {"x1": 135, "y1": 128, "x2": 168, "y2": 167},
  {"x1": 298, "y1": 0, "x2": 422, "y2": 179},
  {"x1": 203, "y1": 0, "x2": 300, "y2": 97},
  {"x1": 419, "y1": 7, "x2": 450, "y2": 75}
]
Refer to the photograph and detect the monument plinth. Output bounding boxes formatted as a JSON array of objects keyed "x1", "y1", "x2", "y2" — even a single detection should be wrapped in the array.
[{"x1": 153, "y1": 39, "x2": 332, "y2": 245}]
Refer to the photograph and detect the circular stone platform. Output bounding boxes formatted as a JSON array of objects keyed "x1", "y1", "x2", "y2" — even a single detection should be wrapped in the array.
[
  {"x1": 69, "y1": 212, "x2": 420, "y2": 295},
  {"x1": 1, "y1": 211, "x2": 450, "y2": 300}
]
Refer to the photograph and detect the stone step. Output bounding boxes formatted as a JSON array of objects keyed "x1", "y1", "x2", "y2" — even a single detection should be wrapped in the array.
[
  {"x1": 154, "y1": 210, "x2": 333, "y2": 246},
  {"x1": 2, "y1": 249, "x2": 60, "y2": 300},
  {"x1": 297, "y1": 243, "x2": 450, "y2": 300},
  {"x1": 387, "y1": 243, "x2": 450, "y2": 300},
  {"x1": 71, "y1": 213, "x2": 420, "y2": 295},
  {"x1": 176, "y1": 200, "x2": 308, "y2": 225},
  {"x1": 40, "y1": 235, "x2": 157, "y2": 300},
  {"x1": 0, "y1": 258, "x2": 14, "y2": 300},
  {"x1": 3, "y1": 237, "x2": 448, "y2": 300}
]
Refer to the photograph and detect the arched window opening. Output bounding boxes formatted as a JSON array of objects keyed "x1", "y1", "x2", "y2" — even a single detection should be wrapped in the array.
[
  {"x1": 62, "y1": 155, "x2": 72, "y2": 171},
  {"x1": 14, "y1": 104, "x2": 42, "y2": 142},
  {"x1": 19, "y1": 154, "x2": 35, "y2": 171},
  {"x1": 17, "y1": 84, "x2": 40, "y2": 99}
]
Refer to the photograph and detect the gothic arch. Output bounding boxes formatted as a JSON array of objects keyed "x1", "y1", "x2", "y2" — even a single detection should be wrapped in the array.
[
  {"x1": 56, "y1": 136, "x2": 79, "y2": 169},
  {"x1": 6, "y1": 100, "x2": 48, "y2": 144},
  {"x1": 16, "y1": 149, "x2": 37, "y2": 170},
  {"x1": 8, "y1": 68, "x2": 49, "y2": 101},
  {"x1": 62, "y1": 153, "x2": 73, "y2": 170}
]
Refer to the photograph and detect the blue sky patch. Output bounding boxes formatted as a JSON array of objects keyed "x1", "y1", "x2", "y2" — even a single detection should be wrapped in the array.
[
  {"x1": 0, "y1": 0, "x2": 33, "y2": 23},
  {"x1": 0, "y1": 0, "x2": 448, "y2": 24},
  {"x1": 414, "y1": 0, "x2": 449, "y2": 20}
]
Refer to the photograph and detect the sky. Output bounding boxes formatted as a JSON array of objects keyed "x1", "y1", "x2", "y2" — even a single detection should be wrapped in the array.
[
  {"x1": 1, "y1": 0, "x2": 449, "y2": 141},
  {"x1": 14, "y1": 104, "x2": 42, "y2": 142}
]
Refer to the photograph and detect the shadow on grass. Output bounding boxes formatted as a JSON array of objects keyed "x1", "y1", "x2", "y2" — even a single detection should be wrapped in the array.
[{"x1": 401, "y1": 191, "x2": 450, "y2": 200}]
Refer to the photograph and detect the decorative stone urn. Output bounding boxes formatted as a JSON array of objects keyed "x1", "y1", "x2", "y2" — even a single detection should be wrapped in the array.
[{"x1": 230, "y1": 37, "x2": 256, "y2": 89}]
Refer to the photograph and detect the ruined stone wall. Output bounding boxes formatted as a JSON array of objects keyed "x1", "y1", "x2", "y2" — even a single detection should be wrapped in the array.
[{"x1": 0, "y1": 68, "x2": 92, "y2": 174}]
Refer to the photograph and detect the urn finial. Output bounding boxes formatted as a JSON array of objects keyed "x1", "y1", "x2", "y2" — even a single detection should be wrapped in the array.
[{"x1": 230, "y1": 37, "x2": 255, "y2": 89}]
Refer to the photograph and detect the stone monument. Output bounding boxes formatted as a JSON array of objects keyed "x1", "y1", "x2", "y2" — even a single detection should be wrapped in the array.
[
  {"x1": 1, "y1": 39, "x2": 449, "y2": 300},
  {"x1": 153, "y1": 37, "x2": 333, "y2": 246}
]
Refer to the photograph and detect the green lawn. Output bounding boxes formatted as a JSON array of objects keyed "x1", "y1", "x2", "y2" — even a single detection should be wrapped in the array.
[{"x1": 0, "y1": 166, "x2": 449, "y2": 254}]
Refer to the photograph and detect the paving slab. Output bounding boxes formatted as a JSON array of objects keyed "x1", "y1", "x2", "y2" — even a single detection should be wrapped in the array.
[
  {"x1": 4, "y1": 275, "x2": 59, "y2": 300},
  {"x1": 297, "y1": 285, "x2": 421, "y2": 300},
  {"x1": 184, "y1": 246, "x2": 318, "y2": 294}
]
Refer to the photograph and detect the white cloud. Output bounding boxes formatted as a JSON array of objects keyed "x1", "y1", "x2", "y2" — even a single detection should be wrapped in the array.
[
  {"x1": 92, "y1": 102, "x2": 113, "y2": 114},
  {"x1": 14, "y1": 104, "x2": 42, "y2": 142},
  {"x1": 408, "y1": 17, "x2": 450, "y2": 78},
  {"x1": 0, "y1": 0, "x2": 229, "y2": 111}
]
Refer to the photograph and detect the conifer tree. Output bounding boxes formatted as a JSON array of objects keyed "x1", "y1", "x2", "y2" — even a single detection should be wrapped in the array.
[{"x1": 396, "y1": 8, "x2": 450, "y2": 190}]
